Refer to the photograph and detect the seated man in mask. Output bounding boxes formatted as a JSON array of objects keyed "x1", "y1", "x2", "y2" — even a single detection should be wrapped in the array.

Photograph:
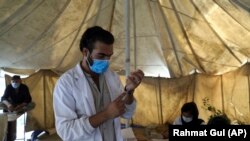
[
  {"x1": 0, "y1": 75, "x2": 35, "y2": 141},
  {"x1": 0, "y1": 75, "x2": 34, "y2": 113}
]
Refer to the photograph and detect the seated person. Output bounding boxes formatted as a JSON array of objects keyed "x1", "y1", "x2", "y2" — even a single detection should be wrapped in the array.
[
  {"x1": 173, "y1": 102, "x2": 205, "y2": 125},
  {"x1": 207, "y1": 115, "x2": 231, "y2": 125},
  {"x1": 0, "y1": 75, "x2": 35, "y2": 114},
  {"x1": 0, "y1": 75, "x2": 35, "y2": 141}
]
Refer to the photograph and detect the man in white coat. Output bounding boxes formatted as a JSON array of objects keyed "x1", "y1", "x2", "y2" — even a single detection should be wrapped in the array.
[{"x1": 53, "y1": 26, "x2": 144, "y2": 141}]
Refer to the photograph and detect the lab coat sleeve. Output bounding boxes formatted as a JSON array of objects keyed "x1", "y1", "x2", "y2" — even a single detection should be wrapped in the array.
[
  {"x1": 123, "y1": 100, "x2": 136, "y2": 119},
  {"x1": 53, "y1": 75, "x2": 95, "y2": 141}
]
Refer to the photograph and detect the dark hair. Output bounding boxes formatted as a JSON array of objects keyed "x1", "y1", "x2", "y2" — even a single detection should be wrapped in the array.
[
  {"x1": 181, "y1": 102, "x2": 199, "y2": 119},
  {"x1": 79, "y1": 26, "x2": 114, "y2": 52},
  {"x1": 11, "y1": 75, "x2": 21, "y2": 80},
  {"x1": 207, "y1": 115, "x2": 231, "y2": 125}
]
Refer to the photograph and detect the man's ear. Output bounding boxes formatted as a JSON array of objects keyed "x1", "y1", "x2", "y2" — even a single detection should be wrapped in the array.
[
  {"x1": 82, "y1": 48, "x2": 93, "y2": 65},
  {"x1": 82, "y1": 48, "x2": 88, "y2": 57}
]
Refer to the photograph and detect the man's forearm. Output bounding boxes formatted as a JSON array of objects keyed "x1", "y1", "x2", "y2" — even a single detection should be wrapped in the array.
[
  {"x1": 124, "y1": 86, "x2": 135, "y2": 105},
  {"x1": 15, "y1": 103, "x2": 28, "y2": 110},
  {"x1": 20, "y1": 102, "x2": 27, "y2": 107},
  {"x1": 89, "y1": 110, "x2": 110, "y2": 128},
  {"x1": 2, "y1": 100, "x2": 11, "y2": 107},
  {"x1": 126, "y1": 93, "x2": 134, "y2": 105}
]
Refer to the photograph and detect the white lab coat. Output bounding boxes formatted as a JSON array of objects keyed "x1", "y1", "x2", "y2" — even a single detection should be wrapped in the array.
[{"x1": 53, "y1": 63, "x2": 136, "y2": 141}]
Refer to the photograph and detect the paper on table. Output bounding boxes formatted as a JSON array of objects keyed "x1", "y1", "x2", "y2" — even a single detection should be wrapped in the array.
[
  {"x1": 7, "y1": 112, "x2": 22, "y2": 121},
  {"x1": 121, "y1": 127, "x2": 137, "y2": 141}
]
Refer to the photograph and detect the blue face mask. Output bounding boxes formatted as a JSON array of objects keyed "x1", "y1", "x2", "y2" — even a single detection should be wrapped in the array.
[
  {"x1": 11, "y1": 82, "x2": 20, "y2": 89},
  {"x1": 86, "y1": 52, "x2": 109, "y2": 74},
  {"x1": 182, "y1": 116, "x2": 193, "y2": 123},
  {"x1": 89, "y1": 59, "x2": 109, "y2": 74}
]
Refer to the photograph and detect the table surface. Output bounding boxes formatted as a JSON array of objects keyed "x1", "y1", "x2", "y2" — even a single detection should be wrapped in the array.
[
  {"x1": 6, "y1": 112, "x2": 23, "y2": 121},
  {"x1": 0, "y1": 108, "x2": 24, "y2": 122}
]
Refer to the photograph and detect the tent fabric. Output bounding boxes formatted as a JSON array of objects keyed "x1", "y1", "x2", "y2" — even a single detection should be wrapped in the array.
[
  {"x1": 3, "y1": 63, "x2": 249, "y2": 131},
  {"x1": 0, "y1": 0, "x2": 249, "y2": 78},
  {"x1": 130, "y1": 63, "x2": 250, "y2": 125},
  {"x1": 2, "y1": 68, "x2": 37, "y2": 75},
  {"x1": 1, "y1": 0, "x2": 250, "y2": 132}
]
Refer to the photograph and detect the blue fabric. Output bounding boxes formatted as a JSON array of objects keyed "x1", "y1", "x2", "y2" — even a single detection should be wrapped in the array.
[{"x1": 31, "y1": 130, "x2": 47, "y2": 141}]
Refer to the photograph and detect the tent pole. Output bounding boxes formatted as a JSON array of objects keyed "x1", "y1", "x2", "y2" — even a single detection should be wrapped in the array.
[
  {"x1": 131, "y1": 0, "x2": 136, "y2": 126},
  {"x1": 124, "y1": 0, "x2": 130, "y2": 128},
  {"x1": 132, "y1": 0, "x2": 137, "y2": 70},
  {"x1": 125, "y1": 0, "x2": 130, "y2": 77},
  {"x1": 158, "y1": 75, "x2": 163, "y2": 124},
  {"x1": 248, "y1": 73, "x2": 250, "y2": 113}
]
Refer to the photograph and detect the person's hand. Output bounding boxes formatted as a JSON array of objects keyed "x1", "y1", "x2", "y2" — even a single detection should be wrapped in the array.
[
  {"x1": 14, "y1": 103, "x2": 27, "y2": 111},
  {"x1": 14, "y1": 105, "x2": 23, "y2": 111},
  {"x1": 7, "y1": 104, "x2": 14, "y2": 112},
  {"x1": 104, "y1": 93, "x2": 127, "y2": 119},
  {"x1": 125, "y1": 69, "x2": 144, "y2": 92}
]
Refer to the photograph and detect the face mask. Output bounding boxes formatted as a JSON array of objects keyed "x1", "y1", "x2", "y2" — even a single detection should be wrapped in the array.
[
  {"x1": 11, "y1": 82, "x2": 20, "y2": 89},
  {"x1": 182, "y1": 116, "x2": 193, "y2": 123},
  {"x1": 89, "y1": 59, "x2": 109, "y2": 74},
  {"x1": 86, "y1": 52, "x2": 109, "y2": 74}
]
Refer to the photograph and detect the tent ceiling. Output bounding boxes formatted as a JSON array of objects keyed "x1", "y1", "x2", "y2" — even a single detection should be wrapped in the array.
[
  {"x1": 233, "y1": 0, "x2": 250, "y2": 12},
  {"x1": 0, "y1": 0, "x2": 249, "y2": 77}
]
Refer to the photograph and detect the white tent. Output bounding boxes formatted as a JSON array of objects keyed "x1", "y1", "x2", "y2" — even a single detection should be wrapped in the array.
[
  {"x1": 0, "y1": 0, "x2": 250, "y2": 135},
  {"x1": 1, "y1": 0, "x2": 250, "y2": 77}
]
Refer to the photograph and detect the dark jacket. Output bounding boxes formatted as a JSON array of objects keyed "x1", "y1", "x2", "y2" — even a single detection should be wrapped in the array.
[{"x1": 1, "y1": 84, "x2": 32, "y2": 105}]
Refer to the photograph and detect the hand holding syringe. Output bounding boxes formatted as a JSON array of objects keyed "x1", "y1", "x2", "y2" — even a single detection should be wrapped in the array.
[{"x1": 122, "y1": 69, "x2": 144, "y2": 101}]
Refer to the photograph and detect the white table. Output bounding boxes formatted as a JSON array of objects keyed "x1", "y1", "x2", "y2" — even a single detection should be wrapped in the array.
[
  {"x1": 0, "y1": 111, "x2": 26, "y2": 141},
  {"x1": 6, "y1": 112, "x2": 23, "y2": 122}
]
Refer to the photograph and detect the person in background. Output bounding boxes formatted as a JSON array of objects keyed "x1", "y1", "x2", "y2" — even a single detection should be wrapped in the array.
[
  {"x1": 53, "y1": 26, "x2": 144, "y2": 141},
  {"x1": 0, "y1": 75, "x2": 35, "y2": 141},
  {"x1": 173, "y1": 102, "x2": 205, "y2": 125},
  {"x1": 1, "y1": 75, "x2": 34, "y2": 113},
  {"x1": 207, "y1": 115, "x2": 231, "y2": 125}
]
